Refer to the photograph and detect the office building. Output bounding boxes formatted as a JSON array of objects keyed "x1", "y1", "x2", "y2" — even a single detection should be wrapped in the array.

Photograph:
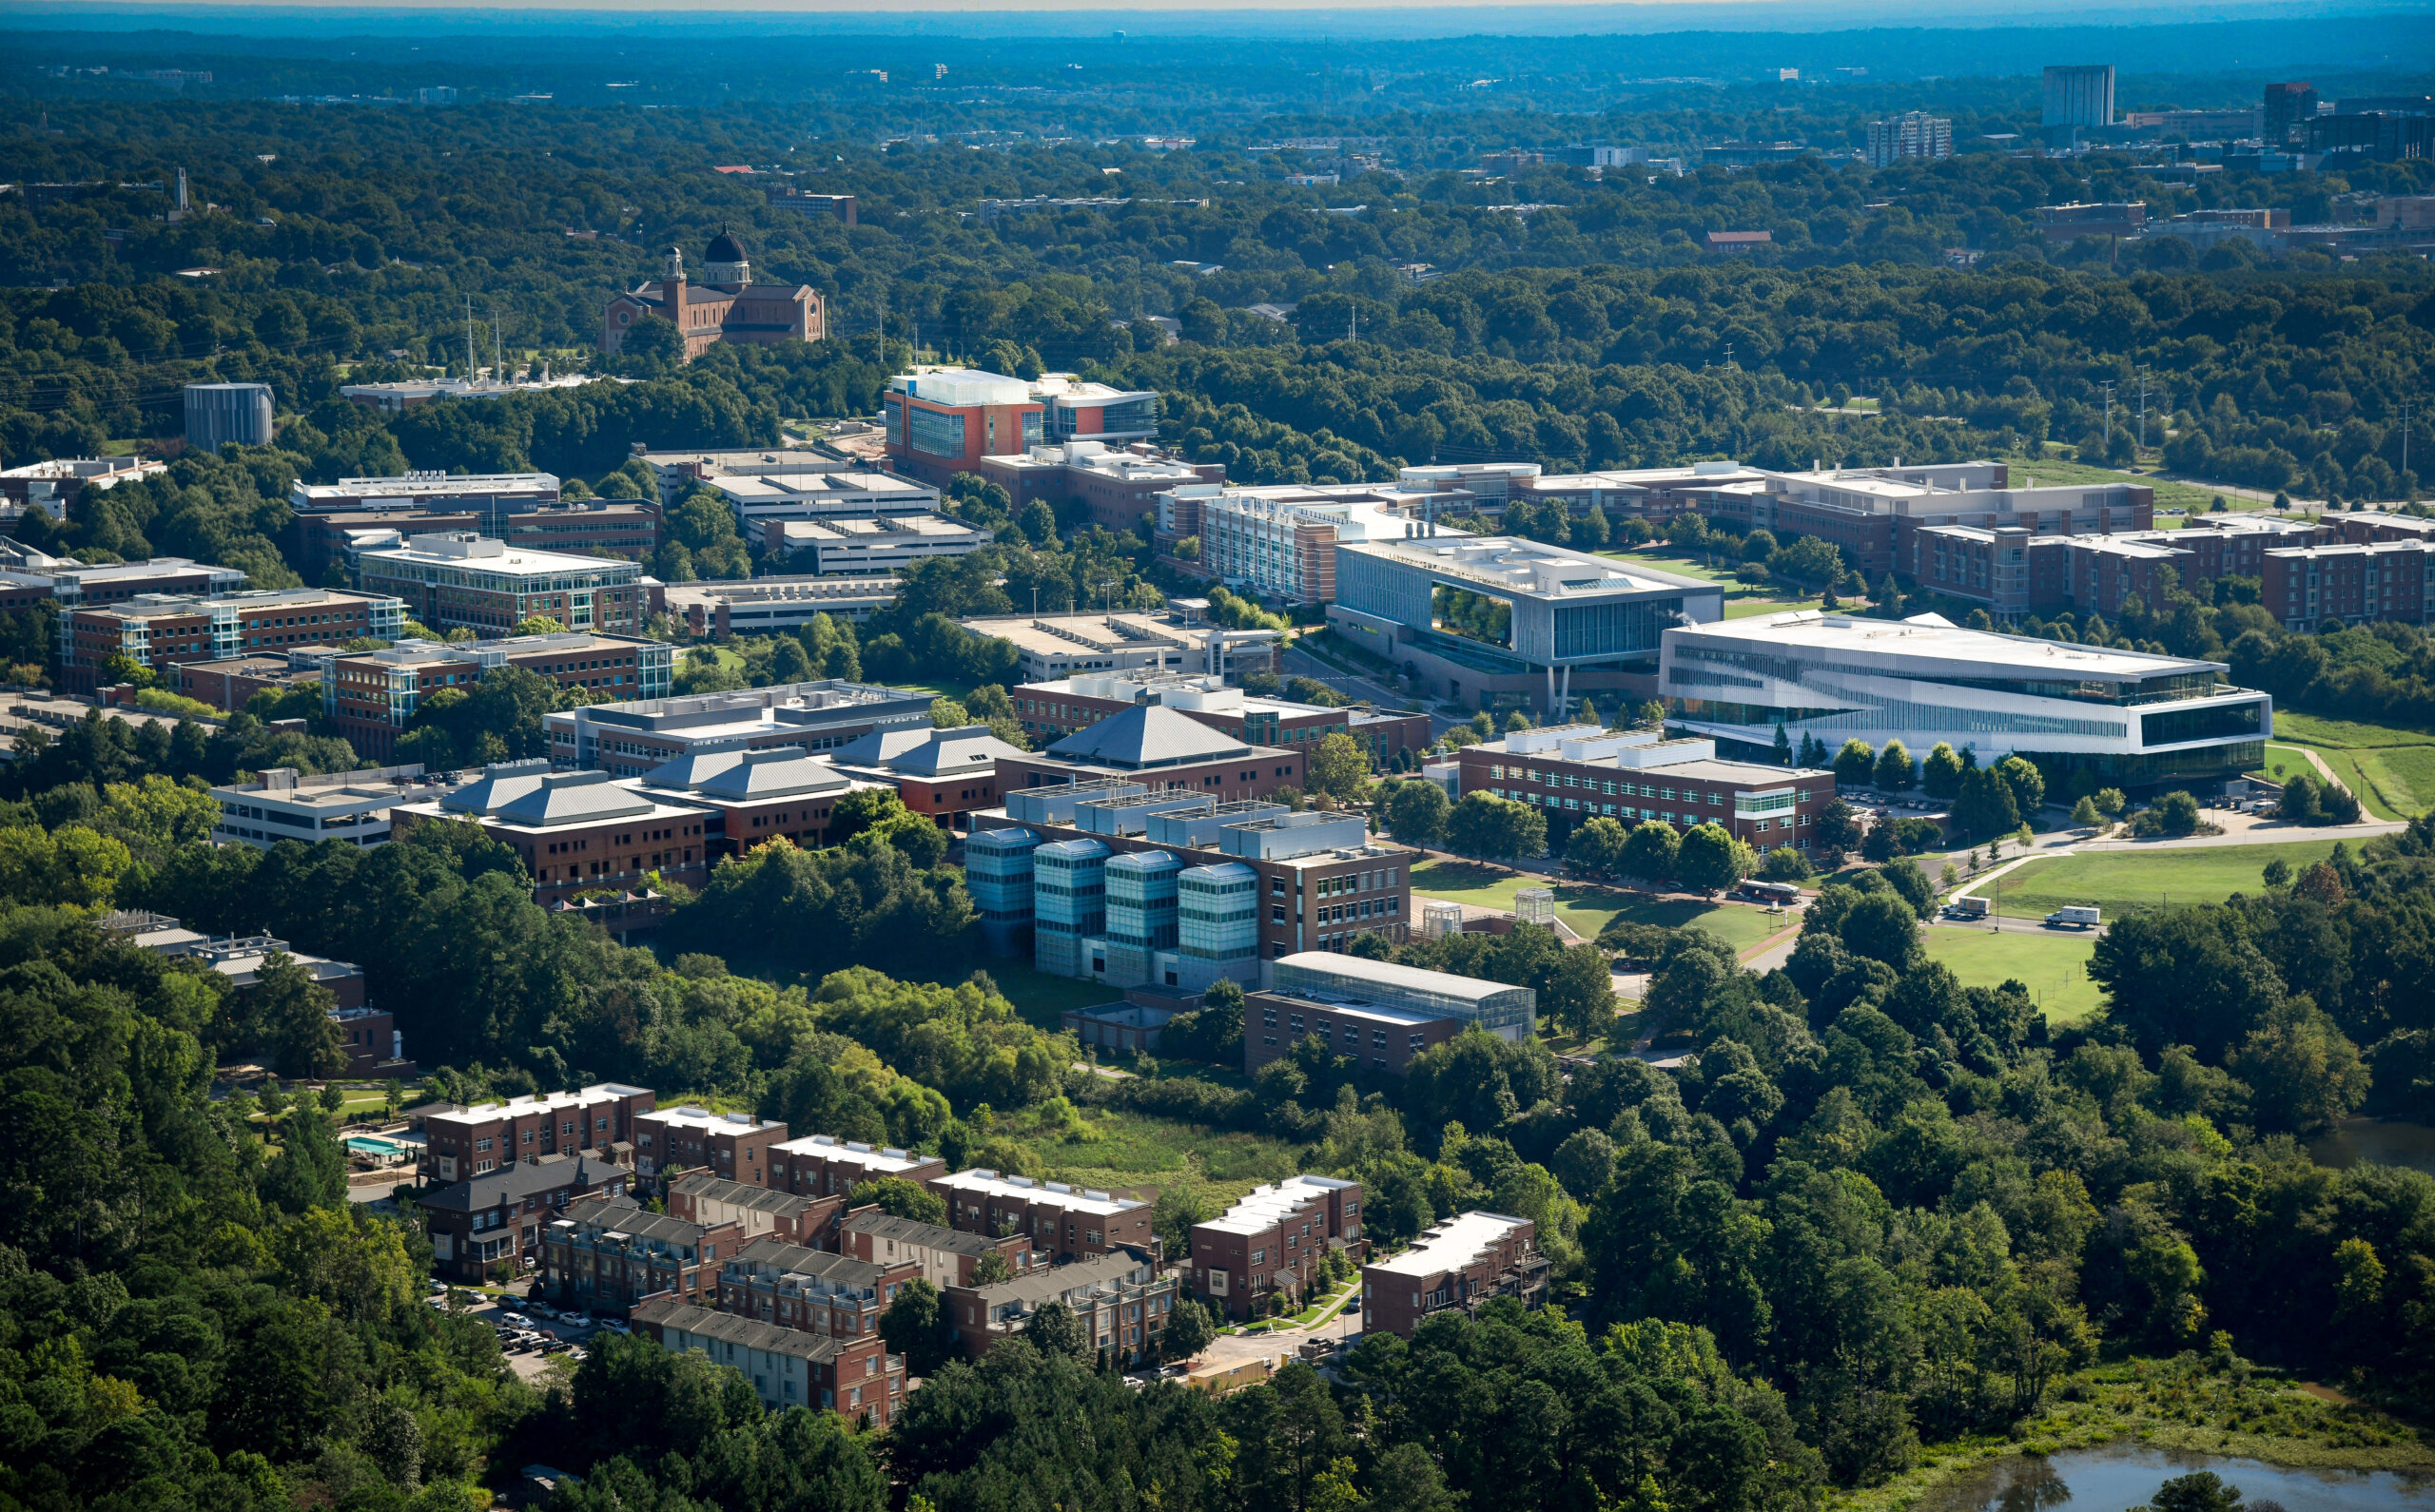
[
  {"x1": 1161, "y1": 486, "x2": 1418, "y2": 606},
  {"x1": 1244, "y1": 952, "x2": 1537, "y2": 1076},
  {"x1": 324, "y1": 631, "x2": 672, "y2": 760},
  {"x1": 1189, "y1": 1175, "x2": 1364, "y2": 1320},
  {"x1": 1453, "y1": 723, "x2": 1834, "y2": 852},
  {"x1": 541, "y1": 1194, "x2": 740, "y2": 1311},
  {"x1": 976, "y1": 441, "x2": 1216, "y2": 533},
  {"x1": 762, "y1": 513, "x2": 990, "y2": 574},
  {"x1": 0, "y1": 456, "x2": 165, "y2": 521},
  {"x1": 1013, "y1": 671, "x2": 1432, "y2": 767},
  {"x1": 210, "y1": 763, "x2": 435, "y2": 851},
  {"x1": 2037, "y1": 202, "x2": 2147, "y2": 242},
  {"x1": 2309, "y1": 109, "x2": 2435, "y2": 164},
  {"x1": 184, "y1": 381, "x2": 273, "y2": 451},
  {"x1": 884, "y1": 368, "x2": 1043, "y2": 484},
  {"x1": 1705, "y1": 461, "x2": 2152, "y2": 577},
  {"x1": 2265, "y1": 82, "x2": 2319, "y2": 145},
  {"x1": 601, "y1": 236, "x2": 826, "y2": 360},
  {"x1": 355, "y1": 533, "x2": 647, "y2": 636},
  {"x1": 1866, "y1": 112, "x2": 1953, "y2": 167},
  {"x1": 0, "y1": 541, "x2": 244, "y2": 624},
  {"x1": 336, "y1": 372, "x2": 598, "y2": 413},
  {"x1": 2139, "y1": 207, "x2": 2290, "y2": 257},
  {"x1": 1662, "y1": 609, "x2": 2271, "y2": 790},
  {"x1": 547, "y1": 680, "x2": 935, "y2": 777},
  {"x1": 418, "y1": 1083, "x2": 657, "y2": 1185},
  {"x1": 957, "y1": 611, "x2": 1278, "y2": 685},
  {"x1": 1361, "y1": 1212, "x2": 1548, "y2": 1339},
  {"x1": 766, "y1": 188, "x2": 858, "y2": 225},
  {"x1": 60, "y1": 587, "x2": 400, "y2": 694},
  {"x1": 715, "y1": 1238, "x2": 916, "y2": 1340},
  {"x1": 1502, "y1": 460, "x2": 1770, "y2": 525},
  {"x1": 390, "y1": 763, "x2": 715, "y2": 906},
  {"x1": 2041, "y1": 65, "x2": 2116, "y2": 131},
  {"x1": 291, "y1": 472, "x2": 562, "y2": 518},
  {"x1": 633, "y1": 1106, "x2": 789, "y2": 1187},
  {"x1": 1331, "y1": 534, "x2": 1723, "y2": 717},
  {"x1": 943, "y1": 1250, "x2": 1176, "y2": 1367},
  {"x1": 842, "y1": 1212, "x2": 1036, "y2": 1289},
  {"x1": 635, "y1": 745, "x2": 890, "y2": 858},
  {"x1": 769, "y1": 1134, "x2": 948, "y2": 1201},
  {"x1": 630, "y1": 1296, "x2": 904, "y2": 1425},
  {"x1": 667, "y1": 1174, "x2": 840, "y2": 1249},
  {"x1": 175, "y1": 645, "x2": 332, "y2": 713},
  {"x1": 421, "y1": 1153, "x2": 629, "y2": 1285},
  {"x1": 994, "y1": 704, "x2": 1306, "y2": 808},
  {"x1": 828, "y1": 724, "x2": 1028, "y2": 830},
  {"x1": 663, "y1": 574, "x2": 902, "y2": 637},
  {"x1": 638, "y1": 449, "x2": 938, "y2": 518},
  {"x1": 928, "y1": 1169, "x2": 1158, "y2": 1264}
]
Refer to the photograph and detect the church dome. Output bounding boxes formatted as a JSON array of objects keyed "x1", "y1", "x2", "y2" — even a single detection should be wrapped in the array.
[{"x1": 705, "y1": 230, "x2": 750, "y2": 265}]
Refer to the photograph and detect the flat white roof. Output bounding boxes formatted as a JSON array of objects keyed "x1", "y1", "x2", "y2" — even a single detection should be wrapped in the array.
[
  {"x1": 1273, "y1": 951, "x2": 1527, "y2": 1006},
  {"x1": 426, "y1": 1083, "x2": 650, "y2": 1129},
  {"x1": 769, "y1": 1134, "x2": 929, "y2": 1173},
  {"x1": 643, "y1": 1105, "x2": 785, "y2": 1134},
  {"x1": 1202, "y1": 1174, "x2": 1355, "y2": 1236},
  {"x1": 1670, "y1": 610, "x2": 2225, "y2": 681},
  {"x1": 1344, "y1": 534, "x2": 1712, "y2": 598},
  {"x1": 1368, "y1": 1211, "x2": 1530, "y2": 1277},
  {"x1": 933, "y1": 1168, "x2": 1141, "y2": 1215}
]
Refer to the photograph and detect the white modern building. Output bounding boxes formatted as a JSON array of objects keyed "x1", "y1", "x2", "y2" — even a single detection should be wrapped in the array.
[
  {"x1": 762, "y1": 513, "x2": 991, "y2": 575},
  {"x1": 1661, "y1": 609, "x2": 2271, "y2": 790},
  {"x1": 290, "y1": 472, "x2": 562, "y2": 514},
  {"x1": 211, "y1": 763, "x2": 440, "y2": 849},
  {"x1": 354, "y1": 533, "x2": 648, "y2": 636}
]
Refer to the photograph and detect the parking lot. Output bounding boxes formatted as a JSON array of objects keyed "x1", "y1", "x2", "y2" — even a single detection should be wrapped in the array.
[{"x1": 428, "y1": 1282, "x2": 629, "y2": 1381}]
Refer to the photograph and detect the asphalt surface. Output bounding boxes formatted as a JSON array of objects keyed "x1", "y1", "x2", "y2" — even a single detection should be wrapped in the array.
[{"x1": 433, "y1": 1285, "x2": 621, "y2": 1382}]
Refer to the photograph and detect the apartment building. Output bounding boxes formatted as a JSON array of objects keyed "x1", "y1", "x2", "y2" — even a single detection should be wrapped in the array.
[
  {"x1": 1011, "y1": 671, "x2": 1433, "y2": 766},
  {"x1": 631, "y1": 1296, "x2": 904, "y2": 1425},
  {"x1": 943, "y1": 1250, "x2": 1177, "y2": 1366},
  {"x1": 60, "y1": 587, "x2": 400, "y2": 694},
  {"x1": 1361, "y1": 1212, "x2": 1549, "y2": 1339},
  {"x1": 325, "y1": 631, "x2": 674, "y2": 760},
  {"x1": 389, "y1": 765, "x2": 714, "y2": 906},
  {"x1": 541, "y1": 1194, "x2": 740, "y2": 1311},
  {"x1": 928, "y1": 1169, "x2": 1159, "y2": 1264},
  {"x1": 716, "y1": 1238, "x2": 918, "y2": 1341},
  {"x1": 666, "y1": 1173, "x2": 840, "y2": 1248},
  {"x1": 1911, "y1": 515, "x2": 2323, "y2": 620},
  {"x1": 2317, "y1": 510, "x2": 2435, "y2": 547},
  {"x1": 969, "y1": 788, "x2": 1414, "y2": 986},
  {"x1": 355, "y1": 533, "x2": 646, "y2": 636},
  {"x1": 420, "y1": 1152, "x2": 629, "y2": 1286},
  {"x1": 769, "y1": 1134, "x2": 949, "y2": 1202},
  {"x1": 993, "y1": 705, "x2": 1305, "y2": 806},
  {"x1": 210, "y1": 764, "x2": 434, "y2": 851},
  {"x1": 842, "y1": 1212, "x2": 1035, "y2": 1289},
  {"x1": 419, "y1": 1083, "x2": 656, "y2": 1185},
  {"x1": 1189, "y1": 1175, "x2": 1365, "y2": 1321},
  {"x1": 1245, "y1": 953, "x2": 1538, "y2": 1077},
  {"x1": 976, "y1": 441, "x2": 1215, "y2": 532},
  {"x1": 1454, "y1": 723, "x2": 1833, "y2": 849},
  {"x1": 634, "y1": 746, "x2": 889, "y2": 859},
  {"x1": 1866, "y1": 111, "x2": 1954, "y2": 166},
  {"x1": 1711, "y1": 462, "x2": 2153, "y2": 577},
  {"x1": 633, "y1": 1105, "x2": 789, "y2": 1187},
  {"x1": 548, "y1": 680, "x2": 936, "y2": 777},
  {"x1": 2263, "y1": 540, "x2": 2435, "y2": 630}
]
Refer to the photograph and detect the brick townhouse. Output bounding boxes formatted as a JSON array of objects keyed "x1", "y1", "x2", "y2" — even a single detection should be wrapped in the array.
[
  {"x1": 842, "y1": 1212, "x2": 1036, "y2": 1289},
  {"x1": 633, "y1": 1106, "x2": 789, "y2": 1187},
  {"x1": 928, "y1": 1169, "x2": 1159, "y2": 1264},
  {"x1": 541, "y1": 1193, "x2": 740, "y2": 1313},
  {"x1": 1188, "y1": 1174, "x2": 1366, "y2": 1321},
  {"x1": 944, "y1": 1250, "x2": 1178, "y2": 1367},
  {"x1": 715, "y1": 1238, "x2": 921, "y2": 1340},
  {"x1": 769, "y1": 1134, "x2": 948, "y2": 1201},
  {"x1": 1361, "y1": 1212, "x2": 1549, "y2": 1340},
  {"x1": 632, "y1": 1296, "x2": 906, "y2": 1425},
  {"x1": 419, "y1": 1152, "x2": 628, "y2": 1286},
  {"x1": 666, "y1": 1173, "x2": 843, "y2": 1248},
  {"x1": 417, "y1": 1083, "x2": 654, "y2": 1185}
]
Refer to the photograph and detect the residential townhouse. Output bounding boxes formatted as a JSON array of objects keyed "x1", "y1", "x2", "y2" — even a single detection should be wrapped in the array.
[
  {"x1": 769, "y1": 1134, "x2": 949, "y2": 1202},
  {"x1": 714, "y1": 1238, "x2": 919, "y2": 1341},
  {"x1": 541, "y1": 1193, "x2": 739, "y2": 1312},
  {"x1": 1361, "y1": 1212, "x2": 1549, "y2": 1340},
  {"x1": 419, "y1": 1152, "x2": 629, "y2": 1286},
  {"x1": 666, "y1": 1173, "x2": 843, "y2": 1248},
  {"x1": 943, "y1": 1250, "x2": 1177, "y2": 1366},
  {"x1": 631, "y1": 1296, "x2": 905, "y2": 1425},
  {"x1": 927, "y1": 1169, "x2": 1158, "y2": 1264},
  {"x1": 841, "y1": 1212, "x2": 1036, "y2": 1289},
  {"x1": 633, "y1": 1105, "x2": 789, "y2": 1188},
  {"x1": 417, "y1": 1083, "x2": 654, "y2": 1185},
  {"x1": 1189, "y1": 1174, "x2": 1365, "y2": 1321}
]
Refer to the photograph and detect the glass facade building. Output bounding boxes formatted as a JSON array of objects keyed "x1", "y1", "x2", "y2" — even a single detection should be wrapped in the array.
[{"x1": 1031, "y1": 839, "x2": 1110, "y2": 979}]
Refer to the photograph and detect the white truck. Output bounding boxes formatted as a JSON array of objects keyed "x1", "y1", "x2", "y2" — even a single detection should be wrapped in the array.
[{"x1": 2045, "y1": 905, "x2": 2101, "y2": 930}]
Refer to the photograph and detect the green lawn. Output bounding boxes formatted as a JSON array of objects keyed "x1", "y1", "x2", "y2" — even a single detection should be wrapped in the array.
[
  {"x1": 1981, "y1": 840, "x2": 2342, "y2": 921},
  {"x1": 1920, "y1": 929, "x2": 2102, "y2": 1026},
  {"x1": 2274, "y1": 711, "x2": 2435, "y2": 748},
  {"x1": 1994, "y1": 453, "x2": 2245, "y2": 516},
  {"x1": 2269, "y1": 709, "x2": 2435, "y2": 821},
  {"x1": 1407, "y1": 861, "x2": 1790, "y2": 952}
]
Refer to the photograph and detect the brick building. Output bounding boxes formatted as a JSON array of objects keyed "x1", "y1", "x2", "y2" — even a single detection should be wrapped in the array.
[
  {"x1": 975, "y1": 442, "x2": 1215, "y2": 533},
  {"x1": 420, "y1": 1152, "x2": 628, "y2": 1285},
  {"x1": 1453, "y1": 724, "x2": 1833, "y2": 851},
  {"x1": 716, "y1": 1238, "x2": 919, "y2": 1340},
  {"x1": 541, "y1": 1193, "x2": 740, "y2": 1312},
  {"x1": 883, "y1": 369, "x2": 1044, "y2": 486},
  {"x1": 1189, "y1": 1175, "x2": 1365, "y2": 1321},
  {"x1": 769, "y1": 1134, "x2": 949, "y2": 1202},
  {"x1": 943, "y1": 1250, "x2": 1177, "y2": 1366},
  {"x1": 630, "y1": 1296, "x2": 904, "y2": 1425},
  {"x1": 633, "y1": 1105, "x2": 789, "y2": 1188},
  {"x1": 633, "y1": 746, "x2": 890, "y2": 859},
  {"x1": 326, "y1": 632, "x2": 674, "y2": 761},
  {"x1": 60, "y1": 587, "x2": 400, "y2": 694},
  {"x1": 842, "y1": 1212, "x2": 1035, "y2": 1289},
  {"x1": 1012, "y1": 672, "x2": 1432, "y2": 768},
  {"x1": 829, "y1": 725, "x2": 1029, "y2": 831},
  {"x1": 173, "y1": 647, "x2": 329, "y2": 714},
  {"x1": 2264, "y1": 540, "x2": 2435, "y2": 630},
  {"x1": 602, "y1": 236, "x2": 826, "y2": 360},
  {"x1": 0, "y1": 541, "x2": 244, "y2": 622},
  {"x1": 1244, "y1": 953, "x2": 1537, "y2": 1077},
  {"x1": 418, "y1": 1083, "x2": 656, "y2": 1185},
  {"x1": 927, "y1": 1169, "x2": 1159, "y2": 1264},
  {"x1": 1360, "y1": 1212, "x2": 1549, "y2": 1339},
  {"x1": 1911, "y1": 515, "x2": 2324, "y2": 621},
  {"x1": 390, "y1": 764, "x2": 714, "y2": 908},
  {"x1": 547, "y1": 680, "x2": 937, "y2": 779},
  {"x1": 355, "y1": 533, "x2": 647, "y2": 637},
  {"x1": 666, "y1": 1173, "x2": 841, "y2": 1248},
  {"x1": 994, "y1": 705, "x2": 1306, "y2": 806}
]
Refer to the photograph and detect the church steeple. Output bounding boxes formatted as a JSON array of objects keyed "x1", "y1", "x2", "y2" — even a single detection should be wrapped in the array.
[{"x1": 660, "y1": 244, "x2": 687, "y2": 313}]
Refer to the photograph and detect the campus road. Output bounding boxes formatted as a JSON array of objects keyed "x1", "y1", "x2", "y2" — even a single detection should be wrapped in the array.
[{"x1": 1276, "y1": 643, "x2": 1466, "y2": 741}]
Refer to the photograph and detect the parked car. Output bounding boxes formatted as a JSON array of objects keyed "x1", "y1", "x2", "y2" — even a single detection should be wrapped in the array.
[
  {"x1": 598, "y1": 1318, "x2": 631, "y2": 1335},
  {"x1": 526, "y1": 1303, "x2": 560, "y2": 1322},
  {"x1": 500, "y1": 1311, "x2": 534, "y2": 1328}
]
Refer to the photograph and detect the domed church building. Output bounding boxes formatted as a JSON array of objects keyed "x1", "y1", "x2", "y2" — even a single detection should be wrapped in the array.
[{"x1": 601, "y1": 230, "x2": 825, "y2": 359}]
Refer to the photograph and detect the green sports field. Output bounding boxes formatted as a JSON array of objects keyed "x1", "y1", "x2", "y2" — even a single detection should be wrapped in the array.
[
  {"x1": 1977, "y1": 840, "x2": 2342, "y2": 921},
  {"x1": 1920, "y1": 928, "x2": 2103, "y2": 1025}
]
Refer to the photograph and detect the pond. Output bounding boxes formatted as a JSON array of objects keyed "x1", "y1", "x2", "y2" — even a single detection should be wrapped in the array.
[
  {"x1": 2306, "y1": 1118, "x2": 2435, "y2": 1177},
  {"x1": 1916, "y1": 1444, "x2": 2435, "y2": 1512}
]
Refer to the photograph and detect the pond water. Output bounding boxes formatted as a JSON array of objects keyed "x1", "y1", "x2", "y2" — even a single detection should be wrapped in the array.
[
  {"x1": 2306, "y1": 1118, "x2": 2435, "y2": 1177},
  {"x1": 1916, "y1": 1444, "x2": 2435, "y2": 1512}
]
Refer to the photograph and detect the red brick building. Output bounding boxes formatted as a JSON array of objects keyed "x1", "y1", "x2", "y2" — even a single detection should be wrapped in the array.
[
  {"x1": 1188, "y1": 1175, "x2": 1365, "y2": 1320},
  {"x1": 631, "y1": 1296, "x2": 905, "y2": 1425},
  {"x1": 2264, "y1": 539, "x2": 2435, "y2": 630},
  {"x1": 633, "y1": 1105, "x2": 789, "y2": 1188},
  {"x1": 842, "y1": 1211, "x2": 1035, "y2": 1289},
  {"x1": 1011, "y1": 672, "x2": 1432, "y2": 769},
  {"x1": 420, "y1": 1151, "x2": 629, "y2": 1285},
  {"x1": 327, "y1": 632, "x2": 673, "y2": 761},
  {"x1": 61, "y1": 588, "x2": 399, "y2": 695},
  {"x1": 829, "y1": 724, "x2": 1028, "y2": 830},
  {"x1": 172, "y1": 649, "x2": 328, "y2": 714},
  {"x1": 943, "y1": 1250, "x2": 1177, "y2": 1366},
  {"x1": 542, "y1": 1194, "x2": 742, "y2": 1312},
  {"x1": 769, "y1": 1134, "x2": 949, "y2": 1202},
  {"x1": 994, "y1": 705, "x2": 1306, "y2": 807},
  {"x1": 633, "y1": 746, "x2": 891, "y2": 859},
  {"x1": 389, "y1": 766, "x2": 714, "y2": 907},
  {"x1": 417, "y1": 1083, "x2": 656, "y2": 1186},
  {"x1": 1361, "y1": 1212, "x2": 1549, "y2": 1339},
  {"x1": 927, "y1": 1169, "x2": 1159, "y2": 1264},
  {"x1": 716, "y1": 1238, "x2": 920, "y2": 1341},
  {"x1": 666, "y1": 1173, "x2": 843, "y2": 1248},
  {"x1": 603, "y1": 236, "x2": 825, "y2": 360},
  {"x1": 1454, "y1": 725, "x2": 1832, "y2": 855}
]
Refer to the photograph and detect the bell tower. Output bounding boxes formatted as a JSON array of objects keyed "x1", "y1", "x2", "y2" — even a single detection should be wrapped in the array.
[{"x1": 660, "y1": 245, "x2": 687, "y2": 313}]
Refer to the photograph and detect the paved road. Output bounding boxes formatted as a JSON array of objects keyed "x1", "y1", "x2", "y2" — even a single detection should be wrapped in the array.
[{"x1": 1276, "y1": 645, "x2": 1461, "y2": 739}]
